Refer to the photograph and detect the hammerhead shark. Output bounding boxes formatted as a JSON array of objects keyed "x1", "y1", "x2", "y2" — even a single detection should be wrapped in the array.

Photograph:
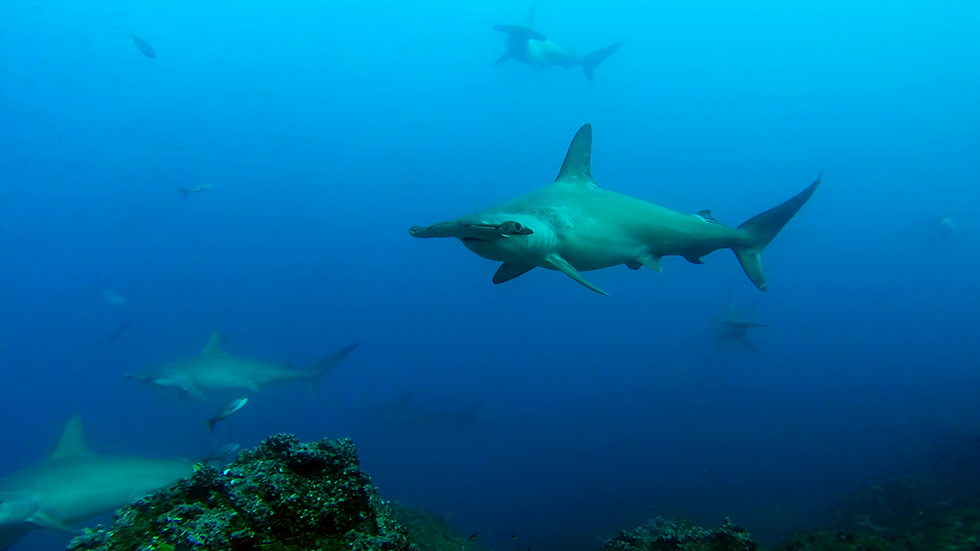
[
  {"x1": 125, "y1": 332, "x2": 360, "y2": 400},
  {"x1": 494, "y1": 8, "x2": 623, "y2": 81},
  {"x1": 711, "y1": 292, "x2": 768, "y2": 352},
  {"x1": 368, "y1": 392, "x2": 483, "y2": 432},
  {"x1": 409, "y1": 124, "x2": 820, "y2": 295},
  {"x1": 0, "y1": 417, "x2": 193, "y2": 549}
]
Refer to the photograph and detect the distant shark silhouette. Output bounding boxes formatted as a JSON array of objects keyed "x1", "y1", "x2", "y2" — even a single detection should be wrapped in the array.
[
  {"x1": 0, "y1": 417, "x2": 193, "y2": 550},
  {"x1": 493, "y1": 7, "x2": 623, "y2": 81},
  {"x1": 125, "y1": 332, "x2": 360, "y2": 400},
  {"x1": 711, "y1": 292, "x2": 768, "y2": 352},
  {"x1": 409, "y1": 124, "x2": 821, "y2": 295},
  {"x1": 368, "y1": 392, "x2": 482, "y2": 432}
]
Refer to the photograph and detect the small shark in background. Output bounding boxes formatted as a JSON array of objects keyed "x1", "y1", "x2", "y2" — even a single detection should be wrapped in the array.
[
  {"x1": 125, "y1": 332, "x2": 360, "y2": 400},
  {"x1": 178, "y1": 182, "x2": 213, "y2": 198},
  {"x1": 493, "y1": 7, "x2": 624, "y2": 81},
  {"x1": 914, "y1": 215, "x2": 957, "y2": 246},
  {"x1": 0, "y1": 417, "x2": 193, "y2": 550},
  {"x1": 409, "y1": 124, "x2": 821, "y2": 295},
  {"x1": 368, "y1": 392, "x2": 483, "y2": 432},
  {"x1": 710, "y1": 292, "x2": 768, "y2": 353},
  {"x1": 130, "y1": 33, "x2": 155, "y2": 59}
]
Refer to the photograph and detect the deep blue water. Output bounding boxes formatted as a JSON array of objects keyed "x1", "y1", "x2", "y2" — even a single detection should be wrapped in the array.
[{"x1": 1, "y1": 0, "x2": 979, "y2": 550}]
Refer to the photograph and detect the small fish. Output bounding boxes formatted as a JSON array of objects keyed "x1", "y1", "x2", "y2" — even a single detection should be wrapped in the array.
[
  {"x1": 179, "y1": 182, "x2": 213, "y2": 198},
  {"x1": 203, "y1": 442, "x2": 240, "y2": 463},
  {"x1": 130, "y1": 33, "x2": 155, "y2": 59},
  {"x1": 206, "y1": 397, "x2": 248, "y2": 433},
  {"x1": 468, "y1": 533, "x2": 478, "y2": 541}
]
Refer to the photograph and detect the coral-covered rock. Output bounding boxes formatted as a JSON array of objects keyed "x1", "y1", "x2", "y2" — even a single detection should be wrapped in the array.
[
  {"x1": 67, "y1": 434, "x2": 415, "y2": 551},
  {"x1": 601, "y1": 517, "x2": 757, "y2": 551}
]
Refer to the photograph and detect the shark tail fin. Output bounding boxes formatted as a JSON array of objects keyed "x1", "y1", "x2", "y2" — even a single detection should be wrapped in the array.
[
  {"x1": 732, "y1": 173, "x2": 821, "y2": 291},
  {"x1": 581, "y1": 41, "x2": 624, "y2": 81},
  {"x1": 309, "y1": 342, "x2": 361, "y2": 381}
]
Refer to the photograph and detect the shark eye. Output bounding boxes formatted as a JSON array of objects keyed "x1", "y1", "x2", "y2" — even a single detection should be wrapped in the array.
[{"x1": 501, "y1": 221, "x2": 532, "y2": 235}]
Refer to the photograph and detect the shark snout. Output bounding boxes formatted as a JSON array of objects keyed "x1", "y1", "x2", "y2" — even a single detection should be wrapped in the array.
[{"x1": 123, "y1": 373, "x2": 157, "y2": 384}]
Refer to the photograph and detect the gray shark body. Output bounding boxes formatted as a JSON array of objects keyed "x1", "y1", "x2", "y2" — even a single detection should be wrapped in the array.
[
  {"x1": 409, "y1": 124, "x2": 820, "y2": 295},
  {"x1": 0, "y1": 417, "x2": 193, "y2": 550},
  {"x1": 126, "y1": 332, "x2": 360, "y2": 400},
  {"x1": 493, "y1": 10, "x2": 623, "y2": 81}
]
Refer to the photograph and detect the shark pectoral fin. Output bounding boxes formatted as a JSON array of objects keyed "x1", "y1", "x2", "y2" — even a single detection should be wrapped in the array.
[
  {"x1": 32, "y1": 512, "x2": 77, "y2": 534},
  {"x1": 246, "y1": 383, "x2": 261, "y2": 393},
  {"x1": 638, "y1": 255, "x2": 662, "y2": 272},
  {"x1": 493, "y1": 263, "x2": 535, "y2": 284},
  {"x1": 545, "y1": 254, "x2": 608, "y2": 296},
  {"x1": 740, "y1": 336, "x2": 760, "y2": 353},
  {"x1": 183, "y1": 385, "x2": 208, "y2": 401}
]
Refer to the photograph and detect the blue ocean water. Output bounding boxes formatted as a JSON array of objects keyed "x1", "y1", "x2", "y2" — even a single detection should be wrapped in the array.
[{"x1": 1, "y1": 0, "x2": 978, "y2": 549}]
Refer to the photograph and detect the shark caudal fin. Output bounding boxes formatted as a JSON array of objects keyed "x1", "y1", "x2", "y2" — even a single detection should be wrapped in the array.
[
  {"x1": 581, "y1": 41, "x2": 624, "y2": 81},
  {"x1": 733, "y1": 173, "x2": 821, "y2": 291},
  {"x1": 309, "y1": 342, "x2": 361, "y2": 380}
]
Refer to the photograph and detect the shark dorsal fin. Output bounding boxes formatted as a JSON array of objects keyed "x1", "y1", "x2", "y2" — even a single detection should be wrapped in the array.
[
  {"x1": 555, "y1": 124, "x2": 595, "y2": 185},
  {"x1": 49, "y1": 416, "x2": 93, "y2": 459},
  {"x1": 202, "y1": 331, "x2": 224, "y2": 355}
]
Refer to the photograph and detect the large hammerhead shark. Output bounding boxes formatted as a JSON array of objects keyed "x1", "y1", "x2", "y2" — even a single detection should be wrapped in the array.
[{"x1": 409, "y1": 124, "x2": 820, "y2": 295}]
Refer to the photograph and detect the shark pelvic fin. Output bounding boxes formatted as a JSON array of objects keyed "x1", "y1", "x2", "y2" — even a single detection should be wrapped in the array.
[
  {"x1": 183, "y1": 385, "x2": 208, "y2": 401},
  {"x1": 639, "y1": 255, "x2": 662, "y2": 272},
  {"x1": 545, "y1": 253, "x2": 608, "y2": 296},
  {"x1": 49, "y1": 416, "x2": 93, "y2": 459},
  {"x1": 202, "y1": 331, "x2": 225, "y2": 355},
  {"x1": 493, "y1": 262, "x2": 535, "y2": 284},
  {"x1": 32, "y1": 512, "x2": 78, "y2": 534},
  {"x1": 555, "y1": 124, "x2": 595, "y2": 185}
]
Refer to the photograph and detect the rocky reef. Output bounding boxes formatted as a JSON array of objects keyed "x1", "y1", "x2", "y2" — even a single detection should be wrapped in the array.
[
  {"x1": 771, "y1": 473, "x2": 980, "y2": 551},
  {"x1": 601, "y1": 517, "x2": 757, "y2": 551},
  {"x1": 68, "y1": 434, "x2": 416, "y2": 551}
]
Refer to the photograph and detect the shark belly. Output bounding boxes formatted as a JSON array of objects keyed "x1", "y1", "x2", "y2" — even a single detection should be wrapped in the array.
[
  {"x1": 526, "y1": 40, "x2": 578, "y2": 69},
  {"x1": 547, "y1": 189, "x2": 742, "y2": 270}
]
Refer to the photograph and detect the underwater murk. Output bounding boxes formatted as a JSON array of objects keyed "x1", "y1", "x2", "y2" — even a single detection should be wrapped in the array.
[{"x1": 0, "y1": 1, "x2": 978, "y2": 550}]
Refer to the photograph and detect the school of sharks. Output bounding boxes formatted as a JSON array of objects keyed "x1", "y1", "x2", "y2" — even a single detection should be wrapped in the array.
[{"x1": 0, "y1": 8, "x2": 824, "y2": 551}]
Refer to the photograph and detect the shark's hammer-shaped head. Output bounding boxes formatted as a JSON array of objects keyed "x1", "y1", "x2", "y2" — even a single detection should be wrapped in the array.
[
  {"x1": 123, "y1": 363, "x2": 192, "y2": 394},
  {"x1": 410, "y1": 214, "x2": 557, "y2": 265},
  {"x1": 0, "y1": 492, "x2": 40, "y2": 527}
]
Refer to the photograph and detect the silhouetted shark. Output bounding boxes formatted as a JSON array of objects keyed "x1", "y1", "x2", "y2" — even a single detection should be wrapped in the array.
[
  {"x1": 368, "y1": 392, "x2": 482, "y2": 432},
  {"x1": 125, "y1": 332, "x2": 359, "y2": 400},
  {"x1": 711, "y1": 292, "x2": 768, "y2": 352},
  {"x1": 493, "y1": 8, "x2": 623, "y2": 81}
]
